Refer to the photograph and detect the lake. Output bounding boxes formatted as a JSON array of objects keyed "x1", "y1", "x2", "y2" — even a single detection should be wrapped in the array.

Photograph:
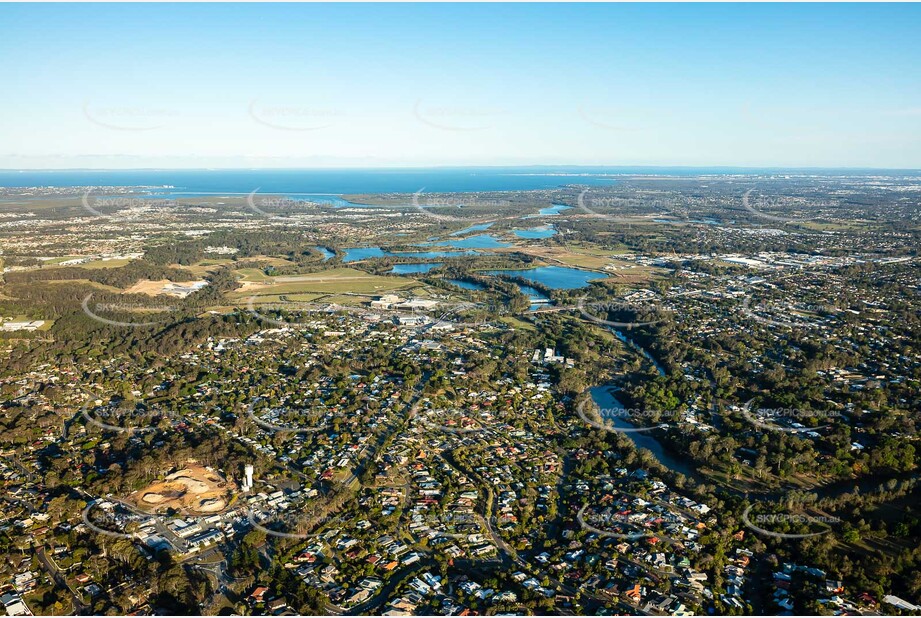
[
  {"x1": 390, "y1": 263, "x2": 443, "y2": 274},
  {"x1": 342, "y1": 247, "x2": 479, "y2": 263},
  {"x1": 539, "y1": 203, "x2": 573, "y2": 216},
  {"x1": 447, "y1": 279, "x2": 486, "y2": 291},
  {"x1": 342, "y1": 247, "x2": 387, "y2": 262},
  {"x1": 422, "y1": 234, "x2": 511, "y2": 249},
  {"x1": 314, "y1": 246, "x2": 335, "y2": 261},
  {"x1": 485, "y1": 266, "x2": 608, "y2": 289},
  {"x1": 514, "y1": 226, "x2": 556, "y2": 239},
  {"x1": 450, "y1": 222, "x2": 494, "y2": 236}
]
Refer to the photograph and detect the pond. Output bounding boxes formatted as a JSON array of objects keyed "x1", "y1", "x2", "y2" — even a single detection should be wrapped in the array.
[
  {"x1": 342, "y1": 247, "x2": 387, "y2": 262},
  {"x1": 514, "y1": 226, "x2": 556, "y2": 239},
  {"x1": 450, "y1": 222, "x2": 495, "y2": 236},
  {"x1": 447, "y1": 279, "x2": 486, "y2": 291},
  {"x1": 390, "y1": 263, "x2": 443, "y2": 274},
  {"x1": 539, "y1": 203, "x2": 572, "y2": 216},
  {"x1": 519, "y1": 284, "x2": 551, "y2": 310},
  {"x1": 342, "y1": 247, "x2": 479, "y2": 263},
  {"x1": 484, "y1": 266, "x2": 608, "y2": 289},
  {"x1": 314, "y1": 246, "x2": 335, "y2": 261},
  {"x1": 421, "y1": 234, "x2": 512, "y2": 249}
]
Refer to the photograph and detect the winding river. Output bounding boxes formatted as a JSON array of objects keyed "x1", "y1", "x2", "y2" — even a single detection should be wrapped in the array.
[{"x1": 588, "y1": 385, "x2": 696, "y2": 478}]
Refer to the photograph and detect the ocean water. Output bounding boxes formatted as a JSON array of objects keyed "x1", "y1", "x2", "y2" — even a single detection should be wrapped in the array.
[
  {"x1": 2, "y1": 167, "x2": 906, "y2": 194},
  {"x1": 0, "y1": 167, "x2": 624, "y2": 193}
]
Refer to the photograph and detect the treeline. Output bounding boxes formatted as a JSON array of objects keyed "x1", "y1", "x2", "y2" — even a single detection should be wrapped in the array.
[{"x1": 3, "y1": 260, "x2": 195, "y2": 287}]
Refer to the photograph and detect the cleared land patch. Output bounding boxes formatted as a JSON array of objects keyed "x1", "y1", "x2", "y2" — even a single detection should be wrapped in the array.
[
  {"x1": 127, "y1": 463, "x2": 237, "y2": 515},
  {"x1": 230, "y1": 267, "x2": 417, "y2": 296}
]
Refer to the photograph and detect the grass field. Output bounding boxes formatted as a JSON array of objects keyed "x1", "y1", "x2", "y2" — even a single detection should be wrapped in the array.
[
  {"x1": 176, "y1": 258, "x2": 235, "y2": 276},
  {"x1": 230, "y1": 267, "x2": 418, "y2": 297},
  {"x1": 43, "y1": 256, "x2": 84, "y2": 265},
  {"x1": 282, "y1": 293, "x2": 327, "y2": 302},
  {"x1": 509, "y1": 245, "x2": 648, "y2": 272},
  {"x1": 234, "y1": 268, "x2": 270, "y2": 282},
  {"x1": 499, "y1": 316, "x2": 537, "y2": 332},
  {"x1": 44, "y1": 279, "x2": 123, "y2": 293},
  {"x1": 78, "y1": 258, "x2": 135, "y2": 269}
]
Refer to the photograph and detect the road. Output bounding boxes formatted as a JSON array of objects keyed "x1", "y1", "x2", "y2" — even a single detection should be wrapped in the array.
[
  {"x1": 442, "y1": 450, "x2": 607, "y2": 609},
  {"x1": 36, "y1": 545, "x2": 87, "y2": 613}
]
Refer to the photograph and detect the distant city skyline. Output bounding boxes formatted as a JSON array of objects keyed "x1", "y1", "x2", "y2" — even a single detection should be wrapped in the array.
[{"x1": 1, "y1": 3, "x2": 920, "y2": 169}]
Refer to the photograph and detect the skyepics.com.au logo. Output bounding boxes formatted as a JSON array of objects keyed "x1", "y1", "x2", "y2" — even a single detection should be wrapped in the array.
[
  {"x1": 420, "y1": 407, "x2": 488, "y2": 435},
  {"x1": 82, "y1": 293, "x2": 176, "y2": 328},
  {"x1": 245, "y1": 188, "x2": 320, "y2": 219},
  {"x1": 742, "y1": 505, "x2": 840, "y2": 539},
  {"x1": 248, "y1": 99, "x2": 345, "y2": 131},
  {"x1": 739, "y1": 296, "x2": 830, "y2": 330},
  {"x1": 83, "y1": 101, "x2": 179, "y2": 131},
  {"x1": 741, "y1": 188, "x2": 817, "y2": 225},
  {"x1": 412, "y1": 99, "x2": 504, "y2": 132},
  {"x1": 576, "y1": 397, "x2": 680, "y2": 434},
  {"x1": 576, "y1": 189, "x2": 689, "y2": 225},
  {"x1": 79, "y1": 393, "x2": 182, "y2": 436},
  {"x1": 577, "y1": 504, "x2": 649, "y2": 541},
  {"x1": 246, "y1": 295, "x2": 473, "y2": 330},
  {"x1": 244, "y1": 295, "x2": 373, "y2": 328},
  {"x1": 576, "y1": 297, "x2": 669, "y2": 329},
  {"x1": 247, "y1": 485, "x2": 356, "y2": 540},
  {"x1": 83, "y1": 477, "x2": 246, "y2": 542},
  {"x1": 246, "y1": 398, "x2": 333, "y2": 434},
  {"x1": 741, "y1": 400, "x2": 842, "y2": 434},
  {"x1": 82, "y1": 503, "x2": 144, "y2": 541},
  {"x1": 81, "y1": 191, "x2": 176, "y2": 219},
  {"x1": 411, "y1": 189, "x2": 507, "y2": 223}
]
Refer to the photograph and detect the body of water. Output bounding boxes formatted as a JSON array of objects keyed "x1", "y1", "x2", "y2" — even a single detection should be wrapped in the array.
[
  {"x1": 423, "y1": 234, "x2": 511, "y2": 249},
  {"x1": 390, "y1": 263, "x2": 443, "y2": 274},
  {"x1": 342, "y1": 247, "x2": 479, "y2": 263},
  {"x1": 342, "y1": 247, "x2": 387, "y2": 262},
  {"x1": 514, "y1": 226, "x2": 556, "y2": 239},
  {"x1": 539, "y1": 203, "x2": 573, "y2": 216},
  {"x1": 0, "y1": 167, "x2": 629, "y2": 193},
  {"x1": 447, "y1": 279, "x2": 486, "y2": 291},
  {"x1": 589, "y1": 385, "x2": 695, "y2": 477},
  {"x1": 3, "y1": 167, "x2": 893, "y2": 194},
  {"x1": 519, "y1": 285, "x2": 551, "y2": 310},
  {"x1": 396, "y1": 250, "x2": 478, "y2": 260},
  {"x1": 314, "y1": 246, "x2": 335, "y2": 261},
  {"x1": 161, "y1": 192, "x2": 363, "y2": 207},
  {"x1": 485, "y1": 265, "x2": 608, "y2": 289},
  {"x1": 450, "y1": 222, "x2": 494, "y2": 236},
  {"x1": 612, "y1": 329, "x2": 666, "y2": 377}
]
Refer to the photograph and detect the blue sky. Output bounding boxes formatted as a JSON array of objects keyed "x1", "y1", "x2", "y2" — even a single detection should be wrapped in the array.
[{"x1": 1, "y1": 3, "x2": 919, "y2": 169}]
